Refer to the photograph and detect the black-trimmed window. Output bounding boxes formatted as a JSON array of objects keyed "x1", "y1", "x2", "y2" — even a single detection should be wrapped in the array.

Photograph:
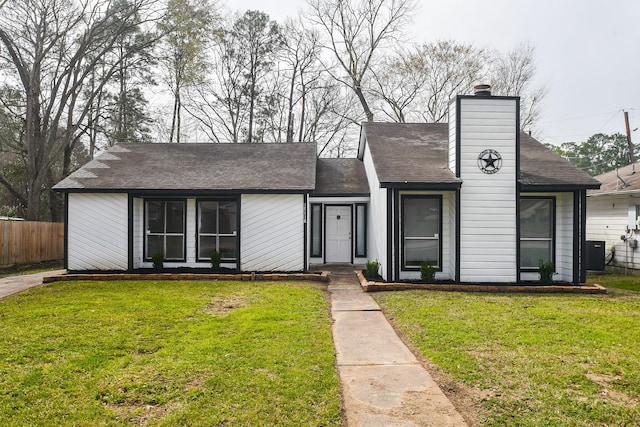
[
  {"x1": 310, "y1": 204, "x2": 322, "y2": 257},
  {"x1": 402, "y1": 196, "x2": 441, "y2": 269},
  {"x1": 145, "y1": 200, "x2": 186, "y2": 261},
  {"x1": 197, "y1": 200, "x2": 238, "y2": 261},
  {"x1": 355, "y1": 203, "x2": 367, "y2": 257},
  {"x1": 520, "y1": 197, "x2": 555, "y2": 269}
]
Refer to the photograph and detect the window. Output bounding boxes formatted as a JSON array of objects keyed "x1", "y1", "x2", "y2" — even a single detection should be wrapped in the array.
[
  {"x1": 355, "y1": 203, "x2": 367, "y2": 257},
  {"x1": 310, "y1": 204, "x2": 322, "y2": 257},
  {"x1": 402, "y1": 196, "x2": 441, "y2": 269},
  {"x1": 520, "y1": 198, "x2": 554, "y2": 269},
  {"x1": 198, "y1": 200, "x2": 238, "y2": 261},
  {"x1": 145, "y1": 200, "x2": 185, "y2": 261}
]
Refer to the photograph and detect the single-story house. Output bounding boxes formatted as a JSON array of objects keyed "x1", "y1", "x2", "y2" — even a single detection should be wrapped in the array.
[
  {"x1": 54, "y1": 87, "x2": 600, "y2": 283},
  {"x1": 586, "y1": 162, "x2": 640, "y2": 270}
]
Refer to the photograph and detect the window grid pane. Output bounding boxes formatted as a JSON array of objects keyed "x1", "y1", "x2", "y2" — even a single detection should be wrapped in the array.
[
  {"x1": 197, "y1": 200, "x2": 238, "y2": 262},
  {"x1": 402, "y1": 197, "x2": 440, "y2": 270},
  {"x1": 520, "y1": 198, "x2": 554, "y2": 269},
  {"x1": 145, "y1": 200, "x2": 185, "y2": 261}
]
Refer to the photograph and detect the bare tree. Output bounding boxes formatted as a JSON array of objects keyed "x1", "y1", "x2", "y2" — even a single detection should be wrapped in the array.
[
  {"x1": 490, "y1": 42, "x2": 546, "y2": 131},
  {"x1": 0, "y1": 0, "x2": 162, "y2": 220},
  {"x1": 229, "y1": 10, "x2": 282, "y2": 142},
  {"x1": 185, "y1": 10, "x2": 282, "y2": 143},
  {"x1": 306, "y1": 0, "x2": 415, "y2": 122},
  {"x1": 279, "y1": 17, "x2": 322, "y2": 142},
  {"x1": 368, "y1": 50, "x2": 428, "y2": 123},
  {"x1": 159, "y1": 0, "x2": 217, "y2": 143},
  {"x1": 369, "y1": 41, "x2": 487, "y2": 123}
]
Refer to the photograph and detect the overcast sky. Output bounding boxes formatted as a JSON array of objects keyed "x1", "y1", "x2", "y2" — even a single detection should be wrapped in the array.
[{"x1": 227, "y1": 0, "x2": 640, "y2": 147}]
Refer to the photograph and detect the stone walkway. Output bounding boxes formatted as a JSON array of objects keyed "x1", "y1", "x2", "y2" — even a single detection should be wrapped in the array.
[
  {"x1": 329, "y1": 271, "x2": 468, "y2": 426},
  {"x1": 0, "y1": 270, "x2": 66, "y2": 299}
]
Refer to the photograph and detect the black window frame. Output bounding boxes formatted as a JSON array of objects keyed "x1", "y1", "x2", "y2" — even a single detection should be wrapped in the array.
[
  {"x1": 519, "y1": 196, "x2": 556, "y2": 271},
  {"x1": 310, "y1": 203, "x2": 323, "y2": 258},
  {"x1": 401, "y1": 195, "x2": 443, "y2": 271},
  {"x1": 196, "y1": 198, "x2": 239, "y2": 262},
  {"x1": 144, "y1": 199, "x2": 187, "y2": 262},
  {"x1": 355, "y1": 203, "x2": 367, "y2": 258}
]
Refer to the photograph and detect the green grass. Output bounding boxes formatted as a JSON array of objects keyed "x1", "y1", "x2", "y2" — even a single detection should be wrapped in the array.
[
  {"x1": 0, "y1": 280, "x2": 341, "y2": 426},
  {"x1": 374, "y1": 274, "x2": 640, "y2": 426}
]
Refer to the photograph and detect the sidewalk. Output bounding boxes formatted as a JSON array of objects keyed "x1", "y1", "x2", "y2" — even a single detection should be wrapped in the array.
[
  {"x1": 328, "y1": 271, "x2": 468, "y2": 426},
  {"x1": 0, "y1": 270, "x2": 66, "y2": 299}
]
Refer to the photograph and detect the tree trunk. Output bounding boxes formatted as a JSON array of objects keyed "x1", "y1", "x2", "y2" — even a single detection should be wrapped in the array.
[
  {"x1": 354, "y1": 84, "x2": 374, "y2": 122},
  {"x1": 286, "y1": 67, "x2": 296, "y2": 143},
  {"x1": 248, "y1": 77, "x2": 255, "y2": 143}
]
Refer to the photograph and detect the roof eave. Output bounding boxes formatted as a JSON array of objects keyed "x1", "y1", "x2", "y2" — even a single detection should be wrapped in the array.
[
  {"x1": 380, "y1": 181, "x2": 462, "y2": 190},
  {"x1": 519, "y1": 183, "x2": 601, "y2": 192},
  {"x1": 55, "y1": 188, "x2": 315, "y2": 195},
  {"x1": 587, "y1": 188, "x2": 640, "y2": 197}
]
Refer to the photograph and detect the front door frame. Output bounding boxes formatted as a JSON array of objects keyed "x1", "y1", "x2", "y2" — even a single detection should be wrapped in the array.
[{"x1": 324, "y1": 204, "x2": 353, "y2": 264}]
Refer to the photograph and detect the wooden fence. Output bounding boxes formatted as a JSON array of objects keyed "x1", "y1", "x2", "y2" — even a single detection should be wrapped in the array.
[{"x1": 0, "y1": 221, "x2": 64, "y2": 266}]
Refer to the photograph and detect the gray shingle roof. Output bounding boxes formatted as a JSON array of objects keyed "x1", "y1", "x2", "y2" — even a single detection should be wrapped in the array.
[
  {"x1": 361, "y1": 123, "x2": 461, "y2": 188},
  {"x1": 361, "y1": 122, "x2": 600, "y2": 190},
  {"x1": 315, "y1": 158, "x2": 369, "y2": 195},
  {"x1": 588, "y1": 161, "x2": 640, "y2": 196},
  {"x1": 54, "y1": 143, "x2": 318, "y2": 192}
]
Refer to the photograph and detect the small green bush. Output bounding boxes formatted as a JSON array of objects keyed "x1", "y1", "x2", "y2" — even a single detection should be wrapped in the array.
[
  {"x1": 210, "y1": 250, "x2": 222, "y2": 270},
  {"x1": 539, "y1": 259, "x2": 555, "y2": 284},
  {"x1": 365, "y1": 260, "x2": 380, "y2": 277},
  {"x1": 420, "y1": 261, "x2": 436, "y2": 282},
  {"x1": 151, "y1": 251, "x2": 164, "y2": 271}
]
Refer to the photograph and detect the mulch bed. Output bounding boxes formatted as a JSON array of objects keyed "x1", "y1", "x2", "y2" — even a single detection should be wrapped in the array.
[{"x1": 356, "y1": 271, "x2": 607, "y2": 294}]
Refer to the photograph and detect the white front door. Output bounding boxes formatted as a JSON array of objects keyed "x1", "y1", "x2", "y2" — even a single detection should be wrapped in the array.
[{"x1": 325, "y1": 206, "x2": 352, "y2": 263}]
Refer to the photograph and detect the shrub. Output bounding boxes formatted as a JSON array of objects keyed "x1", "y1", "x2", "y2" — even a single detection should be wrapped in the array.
[
  {"x1": 151, "y1": 251, "x2": 164, "y2": 271},
  {"x1": 365, "y1": 260, "x2": 380, "y2": 277},
  {"x1": 539, "y1": 260, "x2": 555, "y2": 284},
  {"x1": 210, "y1": 250, "x2": 222, "y2": 270},
  {"x1": 420, "y1": 261, "x2": 436, "y2": 282}
]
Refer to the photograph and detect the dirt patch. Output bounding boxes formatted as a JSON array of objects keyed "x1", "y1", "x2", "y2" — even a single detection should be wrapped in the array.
[
  {"x1": 202, "y1": 294, "x2": 253, "y2": 316},
  {"x1": 586, "y1": 372, "x2": 635, "y2": 407},
  {"x1": 105, "y1": 402, "x2": 182, "y2": 425}
]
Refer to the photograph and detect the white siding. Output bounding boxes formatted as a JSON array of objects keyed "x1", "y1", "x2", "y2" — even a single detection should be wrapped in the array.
[
  {"x1": 68, "y1": 193, "x2": 128, "y2": 270},
  {"x1": 587, "y1": 194, "x2": 640, "y2": 270},
  {"x1": 362, "y1": 143, "x2": 389, "y2": 279},
  {"x1": 398, "y1": 191, "x2": 454, "y2": 281},
  {"x1": 556, "y1": 193, "x2": 574, "y2": 281},
  {"x1": 241, "y1": 194, "x2": 304, "y2": 271},
  {"x1": 458, "y1": 97, "x2": 518, "y2": 282},
  {"x1": 448, "y1": 100, "x2": 457, "y2": 172}
]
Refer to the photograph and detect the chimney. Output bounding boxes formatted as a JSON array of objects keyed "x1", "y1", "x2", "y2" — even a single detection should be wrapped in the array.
[{"x1": 474, "y1": 84, "x2": 491, "y2": 96}]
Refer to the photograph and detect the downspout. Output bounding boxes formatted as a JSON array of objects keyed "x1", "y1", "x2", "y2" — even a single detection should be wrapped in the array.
[{"x1": 617, "y1": 168, "x2": 630, "y2": 190}]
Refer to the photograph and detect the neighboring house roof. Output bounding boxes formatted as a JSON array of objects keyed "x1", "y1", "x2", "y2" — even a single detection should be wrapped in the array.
[
  {"x1": 588, "y1": 161, "x2": 640, "y2": 196},
  {"x1": 314, "y1": 158, "x2": 369, "y2": 196},
  {"x1": 360, "y1": 122, "x2": 600, "y2": 191},
  {"x1": 54, "y1": 143, "x2": 318, "y2": 192}
]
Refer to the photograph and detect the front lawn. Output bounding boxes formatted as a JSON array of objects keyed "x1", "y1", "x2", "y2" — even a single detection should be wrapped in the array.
[
  {"x1": 0, "y1": 280, "x2": 342, "y2": 426},
  {"x1": 374, "y1": 274, "x2": 640, "y2": 426}
]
